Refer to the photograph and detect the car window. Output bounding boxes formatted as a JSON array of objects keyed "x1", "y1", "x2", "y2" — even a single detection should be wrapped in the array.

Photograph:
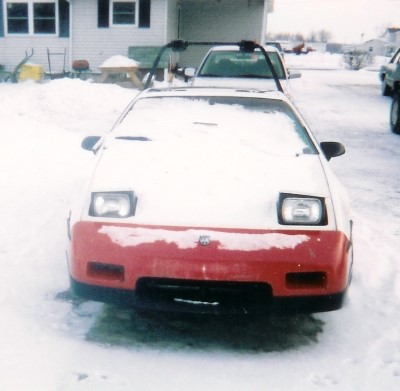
[
  {"x1": 198, "y1": 50, "x2": 285, "y2": 79},
  {"x1": 114, "y1": 96, "x2": 317, "y2": 156},
  {"x1": 266, "y1": 42, "x2": 283, "y2": 53}
]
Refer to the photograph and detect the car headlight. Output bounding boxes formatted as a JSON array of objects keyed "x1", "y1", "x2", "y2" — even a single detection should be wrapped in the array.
[
  {"x1": 278, "y1": 193, "x2": 327, "y2": 225},
  {"x1": 89, "y1": 191, "x2": 137, "y2": 218}
]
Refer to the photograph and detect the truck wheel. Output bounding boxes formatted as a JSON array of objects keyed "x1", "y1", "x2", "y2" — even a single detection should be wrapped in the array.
[
  {"x1": 382, "y1": 79, "x2": 392, "y2": 96},
  {"x1": 390, "y1": 93, "x2": 400, "y2": 134}
]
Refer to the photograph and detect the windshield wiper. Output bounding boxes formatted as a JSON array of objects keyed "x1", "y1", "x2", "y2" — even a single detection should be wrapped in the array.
[{"x1": 115, "y1": 136, "x2": 151, "y2": 141}]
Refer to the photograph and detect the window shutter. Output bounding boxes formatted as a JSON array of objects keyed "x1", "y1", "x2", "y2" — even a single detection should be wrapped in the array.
[
  {"x1": 59, "y1": 0, "x2": 70, "y2": 37},
  {"x1": 139, "y1": 0, "x2": 151, "y2": 28},
  {"x1": 98, "y1": 0, "x2": 110, "y2": 28},
  {"x1": 0, "y1": 0, "x2": 4, "y2": 37}
]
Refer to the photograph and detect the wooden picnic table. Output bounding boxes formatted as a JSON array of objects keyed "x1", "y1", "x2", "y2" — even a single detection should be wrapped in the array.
[{"x1": 98, "y1": 65, "x2": 144, "y2": 89}]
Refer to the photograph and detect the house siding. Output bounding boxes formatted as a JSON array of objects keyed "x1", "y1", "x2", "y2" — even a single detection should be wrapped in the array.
[
  {"x1": 383, "y1": 29, "x2": 400, "y2": 55},
  {"x1": 0, "y1": 36, "x2": 69, "y2": 73},
  {"x1": 360, "y1": 39, "x2": 385, "y2": 56},
  {"x1": 0, "y1": 0, "x2": 69, "y2": 72},
  {"x1": 0, "y1": 0, "x2": 166, "y2": 72},
  {"x1": 71, "y1": 0, "x2": 166, "y2": 71}
]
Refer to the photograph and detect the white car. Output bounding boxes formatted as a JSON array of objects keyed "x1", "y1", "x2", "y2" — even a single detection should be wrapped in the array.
[
  {"x1": 68, "y1": 87, "x2": 352, "y2": 314},
  {"x1": 186, "y1": 45, "x2": 301, "y2": 95}
]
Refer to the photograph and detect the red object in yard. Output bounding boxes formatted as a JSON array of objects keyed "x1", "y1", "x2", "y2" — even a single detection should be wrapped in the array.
[
  {"x1": 72, "y1": 60, "x2": 90, "y2": 72},
  {"x1": 293, "y1": 43, "x2": 305, "y2": 55},
  {"x1": 293, "y1": 43, "x2": 315, "y2": 55}
]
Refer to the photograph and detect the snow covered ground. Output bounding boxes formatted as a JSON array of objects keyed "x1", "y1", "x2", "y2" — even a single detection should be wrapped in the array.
[
  {"x1": 1, "y1": 54, "x2": 400, "y2": 390},
  {"x1": 284, "y1": 52, "x2": 388, "y2": 71}
]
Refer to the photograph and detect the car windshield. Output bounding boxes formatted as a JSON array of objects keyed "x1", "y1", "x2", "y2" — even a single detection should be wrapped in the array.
[
  {"x1": 113, "y1": 96, "x2": 317, "y2": 157},
  {"x1": 198, "y1": 50, "x2": 285, "y2": 79}
]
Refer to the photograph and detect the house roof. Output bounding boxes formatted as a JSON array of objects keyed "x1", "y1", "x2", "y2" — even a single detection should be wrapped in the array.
[
  {"x1": 386, "y1": 28, "x2": 400, "y2": 33},
  {"x1": 364, "y1": 39, "x2": 385, "y2": 44}
]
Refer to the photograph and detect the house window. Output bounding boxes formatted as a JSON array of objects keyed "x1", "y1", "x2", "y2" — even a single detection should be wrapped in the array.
[
  {"x1": 112, "y1": 1, "x2": 136, "y2": 25},
  {"x1": 7, "y1": 3, "x2": 29, "y2": 33},
  {"x1": 98, "y1": 0, "x2": 149, "y2": 28},
  {"x1": 5, "y1": 0, "x2": 56, "y2": 35},
  {"x1": 33, "y1": 2, "x2": 55, "y2": 33}
]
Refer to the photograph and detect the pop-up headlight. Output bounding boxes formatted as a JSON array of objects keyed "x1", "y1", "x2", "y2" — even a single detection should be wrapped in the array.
[
  {"x1": 278, "y1": 193, "x2": 326, "y2": 225},
  {"x1": 89, "y1": 191, "x2": 136, "y2": 218}
]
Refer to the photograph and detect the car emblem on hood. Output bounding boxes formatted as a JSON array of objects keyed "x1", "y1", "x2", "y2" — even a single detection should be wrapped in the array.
[{"x1": 199, "y1": 235, "x2": 211, "y2": 246}]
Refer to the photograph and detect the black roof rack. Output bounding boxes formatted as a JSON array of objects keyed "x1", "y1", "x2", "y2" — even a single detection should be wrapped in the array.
[{"x1": 144, "y1": 40, "x2": 283, "y2": 93}]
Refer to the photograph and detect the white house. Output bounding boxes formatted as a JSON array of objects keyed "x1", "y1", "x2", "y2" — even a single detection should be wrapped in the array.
[
  {"x1": 383, "y1": 27, "x2": 400, "y2": 56},
  {"x1": 360, "y1": 39, "x2": 386, "y2": 56},
  {"x1": 0, "y1": 0, "x2": 271, "y2": 75}
]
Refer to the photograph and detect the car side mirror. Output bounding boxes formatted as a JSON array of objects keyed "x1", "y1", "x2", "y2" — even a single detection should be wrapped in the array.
[
  {"x1": 288, "y1": 69, "x2": 302, "y2": 79},
  {"x1": 184, "y1": 67, "x2": 196, "y2": 78},
  {"x1": 81, "y1": 136, "x2": 101, "y2": 152},
  {"x1": 320, "y1": 141, "x2": 345, "y2": 161}
]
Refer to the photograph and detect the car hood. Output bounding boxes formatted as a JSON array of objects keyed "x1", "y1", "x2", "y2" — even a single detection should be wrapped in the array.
[{"x1": 87, "y1": 137, "x2": 331, "y2": 229}]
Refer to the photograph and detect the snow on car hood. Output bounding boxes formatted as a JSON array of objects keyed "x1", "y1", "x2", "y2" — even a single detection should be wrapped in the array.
[{"x1": 87, "y1": 98, "x2": 329, "y2": 229}]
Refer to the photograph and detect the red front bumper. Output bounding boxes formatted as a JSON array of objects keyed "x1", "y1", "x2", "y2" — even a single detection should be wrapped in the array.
[{"x1": 69, "y1": 221, "x2": 351, "y2": 302}]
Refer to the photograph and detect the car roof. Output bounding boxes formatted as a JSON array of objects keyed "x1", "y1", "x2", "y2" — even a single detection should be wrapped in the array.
[
  {"x1": 139, "y1": 86, "x2": 289, "y2": 102},
  {"x1": 206, "y1": 45, "x2": 280, "y2": 53}
]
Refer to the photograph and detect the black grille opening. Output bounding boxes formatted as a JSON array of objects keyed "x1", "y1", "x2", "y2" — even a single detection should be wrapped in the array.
[
  {"x1": 87, "y1": 262, "x2": 125, "y2": 282},
  {"x1": 286, "y1": 272, "x2": 327, "y2": 289},
  {"x1": 136, "y1": 278, "x2": 273, "y2": 310}
]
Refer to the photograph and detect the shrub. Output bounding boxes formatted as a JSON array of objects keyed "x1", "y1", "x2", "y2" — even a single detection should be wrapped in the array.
[{"x1": 343, "y1": 50, "x2": 371, "y2": 70}]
